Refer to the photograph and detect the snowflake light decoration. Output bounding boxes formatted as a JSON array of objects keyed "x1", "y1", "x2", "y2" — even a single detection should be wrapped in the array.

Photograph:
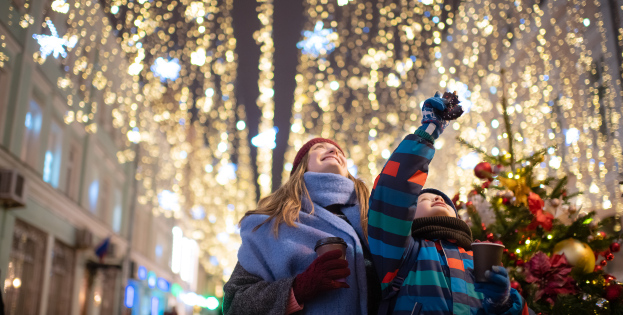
[
  {"x1": 32, "y1": 20, "x2": 77, "y2": 59},
  {"x1": 296, "y1": 21, "x2": 337, "y2": 57},
  {"x1": 150, "y1": 57, "x2": 181, "y2": 82}
]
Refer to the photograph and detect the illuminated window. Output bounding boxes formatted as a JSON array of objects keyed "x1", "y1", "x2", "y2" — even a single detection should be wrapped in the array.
[
  {"x1": 112, "y1": 189, "x2": 122, "y2": 233},
  {"x1": 43, "y1": 119, "x2": 63, "y2": 188},
  {"x1": 21, "y1": 98, "x2": 43, "y2": 169}
]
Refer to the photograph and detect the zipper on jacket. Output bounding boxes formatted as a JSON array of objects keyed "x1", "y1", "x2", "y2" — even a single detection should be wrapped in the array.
[{"x1": 439, "y1": 240, "x2": 449, "y2": 267}]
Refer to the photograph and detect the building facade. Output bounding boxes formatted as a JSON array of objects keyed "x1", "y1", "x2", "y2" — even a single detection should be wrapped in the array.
[{"x1": 0, "y1": 0, "x2": 217, "y2": 314}]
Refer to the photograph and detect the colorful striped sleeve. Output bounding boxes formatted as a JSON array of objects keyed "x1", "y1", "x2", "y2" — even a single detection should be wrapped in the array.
[{"x1": 367, "y1": 133, "x2": 435, "y2": 289}]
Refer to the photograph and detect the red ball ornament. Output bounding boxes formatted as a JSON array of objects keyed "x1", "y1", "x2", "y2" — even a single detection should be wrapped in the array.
[
  {"x1": 516, "y1": 259, "x2": 524, "y2": 266},
  {"x1": 594, "y1": 265, "x2": 603, "y2": 272},
  {"x1": 610, "y1": 242, "x2": 620, "y2": 253},
  {"x1": 605, "y1": 283, "x2": 623, "y2": 301},
  {"x1": 600, "y1": 260, "x2": 607, "y2": 266},
  {"x1": 486, "y1": 233, "x2": 495, "y2": 242},
  {"x1": 606, "y1": 253, "x2": 615, "y2": 261},
  {"x1": 503, "y1": 248, "x2": 510, "y2": 253},
  {"x1": 474, "y1": 162, "x2": 494, "y2": 179},
  {"x1": 509, "y1": 253, "x2": 516, "y2": 260},
  {"x1": 502, "y1": 197, "x2": 510, "y2": 205},
  {"x1": 604, "y1": 274, "x2": 616, "y2": 283},
  {"x1": 510, "y1": 280, "x2": 522, "y2": 292},
  {"x1": 599, "y1": 232, "x2": 607, "y2": 238}
]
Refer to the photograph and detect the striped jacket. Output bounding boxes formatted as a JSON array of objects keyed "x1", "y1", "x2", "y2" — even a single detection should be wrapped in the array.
[{"x1": 367, "y1": 133, "x2": 524, "y2": 315}]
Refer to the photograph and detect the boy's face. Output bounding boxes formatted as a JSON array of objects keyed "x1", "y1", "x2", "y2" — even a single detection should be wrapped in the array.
[{"x1": 415, "y1": 193, "x2": 456, "y2": 219}]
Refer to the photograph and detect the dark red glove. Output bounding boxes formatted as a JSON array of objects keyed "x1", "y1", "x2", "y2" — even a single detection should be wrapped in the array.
[{"x1": 293, "y1": 249, "x2": 351, "y2": 304}]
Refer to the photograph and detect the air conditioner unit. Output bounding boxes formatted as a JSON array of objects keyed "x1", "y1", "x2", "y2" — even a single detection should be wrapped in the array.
[
  {"x1": 0, "y1": 169, "x2": 26, "y2": 208},
  {"x1": 76, "y1": 228, "x2": 94, "y2": 249}
]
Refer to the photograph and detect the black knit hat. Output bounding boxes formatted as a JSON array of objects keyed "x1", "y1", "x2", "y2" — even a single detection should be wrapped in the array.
[{"x1": 419, "y1": 188, "x2": 458, "y2": 218}]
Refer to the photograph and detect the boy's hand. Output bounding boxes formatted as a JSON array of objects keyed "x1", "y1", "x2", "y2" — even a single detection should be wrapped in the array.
[
  {"x1": 416, "y1": 91, "x2": 462, "y2": 140},
  {"x1": 474, "y1": 266, "x2": 512, "y2": 313}
]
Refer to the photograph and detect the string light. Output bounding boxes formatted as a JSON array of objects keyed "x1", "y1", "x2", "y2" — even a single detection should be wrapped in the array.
[
  {"x1": 255, "y1": 0, "x2": 275, "y2": 196},
  {"x1": 286, "y1": 0, "x2": 621, "y2": 221}
]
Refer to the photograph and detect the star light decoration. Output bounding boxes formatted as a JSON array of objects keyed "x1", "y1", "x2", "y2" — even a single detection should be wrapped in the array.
[
  {"x1": 296, "y1": 21, "x2": 338, "y2": 57},
  {"x1": 32, "y1": 20, "x2": 77, "y2": 60}
]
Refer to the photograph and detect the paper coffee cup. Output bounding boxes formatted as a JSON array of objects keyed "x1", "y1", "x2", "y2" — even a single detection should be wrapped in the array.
[
  {"x1": 314, "y1": 237, "x2": 347, "y2": 259},
  {"x1": 471, "y1": 242, "x2": 505, "y2": 282},
  {"x1": 315, "y1": 237, "x2": 348, "y2": 282}
]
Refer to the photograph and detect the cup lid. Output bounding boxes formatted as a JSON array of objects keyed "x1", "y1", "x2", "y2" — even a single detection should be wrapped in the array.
[
  {"x1": 314, "y1": 237, "x2": 347, "y2": 250},
  {"x1": 471, "y1": 242, "x2": 505, "y2": 248}
]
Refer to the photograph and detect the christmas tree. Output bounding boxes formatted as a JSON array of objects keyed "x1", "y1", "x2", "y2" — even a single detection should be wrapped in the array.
[{"x1": 454, "y1": 71, "x2": 622, "y2": 314}]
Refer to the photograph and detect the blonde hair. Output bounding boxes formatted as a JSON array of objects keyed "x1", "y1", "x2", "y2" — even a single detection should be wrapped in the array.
[{"x1": 241, "y1": 152, "x2": 370, "y2": 238}]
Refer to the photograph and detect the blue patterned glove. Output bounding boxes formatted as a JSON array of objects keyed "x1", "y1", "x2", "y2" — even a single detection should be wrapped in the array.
[
  {"x1": 415, "y1": 92, "x2": 448, "y2": 140},
  {"x1": 474, "y1": 266, "x2": 512, "y2": 313}
]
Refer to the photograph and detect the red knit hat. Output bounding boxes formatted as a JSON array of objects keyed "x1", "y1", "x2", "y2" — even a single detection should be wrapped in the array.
[{"x1": 291, "y1": 138, "x2": 345, "y2": 174}]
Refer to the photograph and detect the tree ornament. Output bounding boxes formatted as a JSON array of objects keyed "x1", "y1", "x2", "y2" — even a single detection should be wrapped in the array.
[
  {"x1": 510, "y1": 280, "x2": 522, "y2": 292},
  {"x1": 606, "y1": 253, "x2": 614, "y2": 261},
  {"x1": 552, "y1": 238, "x2": 595, "y2": 273},
  {"x1": 604, "y1": 274, "x2": 616, "y2": 284},
  {"x1": 609, "y1": 242, "x2": 620, "y2": 253},
  {"x1": 600, "y1": 260, "x2": 607, "y2": 267},
  {"x1": 524, "y1": 252, "x2": 577, "y2": 303},
  {"x1": 516, "y1": 259, "x2": 524, "y2": 266},
  {"x1": 474, "y1": 162, "x2": 493, "y2": 179},
  {"x1": 594, "y1": 265, "x2": 603, "y2": 272},
  {"x1": 486, "y1": 233, "x2": 494, "y2": 241},
  {"x1": 549, "y1": 198, "x2": 561, "y2": 207},
  {"x1": 604, "y1": 283, "x2": 622, "y2": 301}
]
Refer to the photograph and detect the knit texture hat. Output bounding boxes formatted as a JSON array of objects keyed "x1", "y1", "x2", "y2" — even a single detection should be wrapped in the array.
[
  {"x1": 291, "y1": 138, "x2": 344, "y2": 174},
  {"x1": 418, "y1": 188, "x2": 458, "y2": 218}
]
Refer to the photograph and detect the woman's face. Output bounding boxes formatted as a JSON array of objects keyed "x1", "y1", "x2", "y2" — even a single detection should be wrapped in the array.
[
  {"x1": 415, "y1": 193, "x2": 456, "y2": 218},
  {"x1": 306, "y1": 142, "x2": 348, "y2": 177}
]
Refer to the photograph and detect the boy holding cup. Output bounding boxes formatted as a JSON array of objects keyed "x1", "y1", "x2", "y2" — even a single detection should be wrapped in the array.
[{"x1": 368, "y1": 92, "x2": 526, "y2": 314}]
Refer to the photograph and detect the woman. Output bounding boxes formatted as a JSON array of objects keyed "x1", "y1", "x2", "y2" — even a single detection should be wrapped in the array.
[{"x1": 223, "y1": 138, "x2": 380, "y2": 314}]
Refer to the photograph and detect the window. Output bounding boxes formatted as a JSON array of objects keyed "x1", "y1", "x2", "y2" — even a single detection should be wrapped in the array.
[
  {"x1": 64, "y1": 142, "x2": 81, "y2": 201},
  {"x1": 87, "y1": 168, "x2": 100, "y2": 214},
  {"x1": 4, "y1": 220, "x2": 47, "y2": 315},
  {"x1": 98, "y1": 178, "x2": 110, "y2": 223},
  {"x1": 43, "y1": 119, "x2": 63, "y2": 188},
  {"x1": 46, "y1": 240, "x2": 75, "y2": 315},
  {"x1": 21, "y1": 98, "x2": 43, "y2": 169},
  {"x1": 112, "y1": 188, "x2": 122, "y2": 233}
]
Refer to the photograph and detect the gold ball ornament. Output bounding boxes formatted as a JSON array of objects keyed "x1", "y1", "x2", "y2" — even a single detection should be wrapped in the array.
[{"x1": 553, "y1": 238, "x2": 595, "y2": 274}]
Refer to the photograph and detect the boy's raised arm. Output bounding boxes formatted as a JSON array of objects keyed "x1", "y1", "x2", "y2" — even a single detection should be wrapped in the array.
[{"x1": 367, "y1": 92, "x2": 462, "y2": 290}]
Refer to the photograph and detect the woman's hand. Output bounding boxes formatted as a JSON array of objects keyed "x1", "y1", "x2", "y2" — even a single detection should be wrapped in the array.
[
  {"x1": 474, "y1": 266, "x2": 513, "y2": 313},
  {"x1": 292, "y1": 249, "x2": 351, "y2": 304}
]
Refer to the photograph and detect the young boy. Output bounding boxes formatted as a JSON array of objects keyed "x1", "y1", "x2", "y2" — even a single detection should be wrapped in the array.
[{"x1": 368, "y1": 93, "x2": 525, "y2": 315}]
